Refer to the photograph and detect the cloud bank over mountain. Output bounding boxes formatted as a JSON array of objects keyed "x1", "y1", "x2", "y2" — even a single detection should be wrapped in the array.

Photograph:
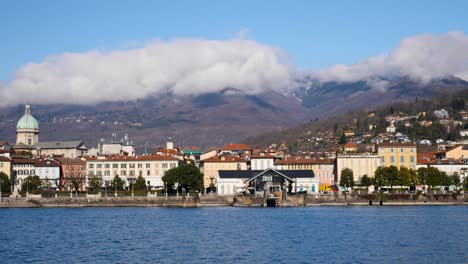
[
  {"x1": 1, "y1": 32, "x2": 468, "y2": 105},
  {"x1": 0, "y1": 39, "x2": 293, "y2": 105},
  {"x1": 315, "y1": 31, "x2": 468, "y2": 84}
]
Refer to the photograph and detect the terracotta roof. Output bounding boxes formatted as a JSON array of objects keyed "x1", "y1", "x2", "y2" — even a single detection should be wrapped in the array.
[
  {"x1": 202, "y1": 156, "x2": 247, "y2": 163},
  {"x1": 343, "y1": 142, "x2": 357, "y2": 148},
  {"x1": 0, "y1": 149, "x2": 11, "y2": 153},
  {"x1": 34, "y1": 159, "x2": 61, "y2": 167},
  {"x1": 55, "y1": 157, "x2": 86, "y2": 165},
  {"x1": 0, "y1": 157, "x2": 11, "y2": 162},
  {"x1": 155, "y1": 148, "x2": 180, "y2": 155},
  {"x1": 417, "y1": 153, "x2": 435, "y2": 164},
  {"x1": 377, "y1": 143, "x2": 416, "y2": 147},
  {"x1": 0, "y1": 141, "x2": 9, "y2": 146},
  {"x1": 12, "y1": 157, "x2": 36, "y2": 164},
  {"x1": 251, "y1": 154, "x2": 276, "y2": 159},
  {"x1": 85, "y1": 155, "x2": 179, "y2": 162},
  {"x1": 221, "y1": 144, "x2": 252, "y2": 151},
  {"x1": 274, "y1": 157, "x2": 335, "y2": 165}
]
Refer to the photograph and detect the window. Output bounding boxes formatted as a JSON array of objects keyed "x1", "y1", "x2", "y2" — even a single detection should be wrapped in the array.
[
  {"x1": 139, "y1": 171, "x2": 142, "y2": 177},
  {"x1": 129, "y1": 164, "x2": 135, "y2": 168},
  {"x1": 121, "y1": 171, "x2": 127, "y2": 176},
  {"x1": 170, "y1": 163, "x2": 176, "y2": 169},
  {"x1": 162, "y1": 163, "x2": 168, "y2": 169},
  {"x1": 0, "y1": 163, "x2": 3, "y2": 168},
  {"x1": 104, "y1": 171, "x2": 110, "y2": 176},
  {"x1": 97, "y1": 164, "x2": 102, "y2": 169},
  {"x1": 410, "y1": 156, "x2": 415, "y2": 163},
  {"x1": 391, "y1": 148, "x2": 394, "y2": 153},
  {"x1": 146, "y1": 163, "x2": 150, "y2": 168},
  {"x1": 147, "y1": 170, "x2": 150, "y2": 176},
  {"x1": 104, "y1": 164, "x2": 110, "y2": 168},
  {"x1": 410, "y1": 148, "x2": 414, "y2": 153},
  {"x1": 390, "y1": 156, "x2": 395, "y2": 163},
  {"x1": 130, "y1": 171, "x2": 135, "y2": 176},
  {"x1": 97, "y1": 171, "x2": 102, "y2": 176},
  {"x1": 121, "y1": 164, "x2": 127, "y2": 169},
  {"x1": 112, "y1": 164, "x2": 118, "y2": 168},
  {"x1": 89, "y1": 164, "x2": 94, "y2": 169},
  {"x1": 400, "y1": 148, "x2": 404, "y2": 153},
  {"x1": 138, "y1": 164, "x2": 143, "y2": 168},
  {"x1": 400, "y1": 156, "x2": 405, "y2": 163},
  {"x1": 28, "y1": 138, "x2": 32, "y2": 145}
]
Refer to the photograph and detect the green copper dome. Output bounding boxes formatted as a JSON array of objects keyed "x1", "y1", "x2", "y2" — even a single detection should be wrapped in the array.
[{"x1": 16, "y1": 105, "x2": 39, "y2": 130}]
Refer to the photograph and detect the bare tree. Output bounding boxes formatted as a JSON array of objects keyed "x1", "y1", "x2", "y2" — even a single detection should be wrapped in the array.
[{"x1": 63, "y1": 163, "x2": 87, "y2": 196}]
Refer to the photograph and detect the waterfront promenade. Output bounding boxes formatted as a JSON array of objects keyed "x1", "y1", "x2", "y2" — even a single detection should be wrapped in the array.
[{"x1": 0, "y1": 193, "x2": 466, "y2": 208}]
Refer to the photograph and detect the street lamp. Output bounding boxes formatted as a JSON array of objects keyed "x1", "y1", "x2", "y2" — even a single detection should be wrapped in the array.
[
  {"x1": 175, "y1": 182, "x2": 179, "y2": 197},
  {"x1": 128, "y1": 178, "x2": 136, "y2": 197}
]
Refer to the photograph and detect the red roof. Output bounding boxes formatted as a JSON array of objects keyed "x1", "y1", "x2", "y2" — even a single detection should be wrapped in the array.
[
  {"x1": 274, "y1": 157, "x2": 334, "y2": 165},
  {"x1": 34, "y1": 159, "x2": 61, "y2": 167},
  {"x1": 202, "y1": 156, "x2": 247, "y2": 163},
  {"x1": 251, "y1": 154, "x2": 276, "y2": 159},
  {"x1": 85, "y1": 155, "x2": 179, "y2": 162},
  {"x1": 12, "y1": 157, "x2": 36, "y2": 164},
  {"x1": 0, "y1": 157, "x2": 11, "y2": 162},
  {"x1": 222, "y1": 144, "x2": 252, "y2": 151},
  {"x1": 377, "y1": 143, "x2": 416, "y2": 147},
  {"x1": 343, "y1": 142, "x2": 357, "y2": 148},
  {"x1": 55, "y1": 157, "x2": 86, "y2": 165}
]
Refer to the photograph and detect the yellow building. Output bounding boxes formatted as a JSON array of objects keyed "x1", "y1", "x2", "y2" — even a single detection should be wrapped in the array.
[
  {"x1": 0, "y1": 157, "x2": 11, "y2": 177},
  {"x1": 377, "y1": 143, "x2": 417, "y2": 169},
  {"x1": 336, "y1": 153, "x2": 381, "y2": 183},
  {"x1": 201, "y1": 156, "x2": 248, "y2": 191}
]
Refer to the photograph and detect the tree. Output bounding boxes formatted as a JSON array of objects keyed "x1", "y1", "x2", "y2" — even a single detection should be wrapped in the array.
[
  {"x1": 112, "y1": 175, "x2": 124, "y2": 190},
  {"x1": 21, "y1": 175, "x2": 41, "y2": 192},
  {"x1": 339, "y1": 168, "x2": 354, "y2": 190},
  {"x1": 451, "y1": 98, "x2": 465, "y2": 111},
  {"x1": 133, "y1": 175, "x2": 147, "y2": 191},
  {"x1": 420, "y1": 167, "x2": 445, "y2": 190},
  {"x1": 450, "y1": 172, "x2": 461, "y2": 187},
  {"x1": 89, "y1": 176, "x2": 102, "y2": 192},
  {"x1": 384, "y1": 166, "x2": 400, "y2": 191},
  {"x1": 339, "y1": 131, "x2": 347, "y2": 144},
  {"x1": 0, "y1": 172, "x2": 11, "y2": 193},
  {"x1": 162, "y1": 164, "x2": 204, "y2": 193},
  {"x1": 398, "y1": 167, "x2": 419, "y2": 188},
  {"x1": 374, "y1": 167, "x2": 387, "y2": 190},
  {"x1": 360, "y1": 174, "x2": 372, "y2": 188},
  {"x1": 63, "y1": 163, "x2": 87, "y2": 194}
]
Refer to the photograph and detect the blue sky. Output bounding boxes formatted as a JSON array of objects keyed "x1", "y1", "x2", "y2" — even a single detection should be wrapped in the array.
[{"x1": 1, "y1": 0, "x2": 467, "y2": 83}]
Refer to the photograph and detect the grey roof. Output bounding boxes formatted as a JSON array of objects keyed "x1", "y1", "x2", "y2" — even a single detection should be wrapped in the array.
[
  {"x1": 219, "y1": 169, "x2": 314, "y2": 179},
  {"x1": 36, "y1": 141, "x2": 87, "y2": 149}
]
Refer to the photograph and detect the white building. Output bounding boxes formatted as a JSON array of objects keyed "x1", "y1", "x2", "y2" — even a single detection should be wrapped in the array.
[
  {"x1": 34, "y1": 159, "x2": 61, "y2": 188},
  {"x1": 250, "y1": 153, "x2": 275, "y2": 170},
  {"x1": 85, "y1": 155, "x2": 179, "y2": 189},
  {"x1": 217, "y1": 168, "x2": 319, "y2": 195}
]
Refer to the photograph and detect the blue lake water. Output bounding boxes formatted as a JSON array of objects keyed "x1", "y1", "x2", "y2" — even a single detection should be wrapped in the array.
[{"x1": 0, "y1": 206, "x2": 467, "y2": 263}]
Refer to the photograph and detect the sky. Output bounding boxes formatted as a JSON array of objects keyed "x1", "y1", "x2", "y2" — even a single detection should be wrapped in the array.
[{"x1": 1, "y1": 0, "x2": 468, "y2": 104}]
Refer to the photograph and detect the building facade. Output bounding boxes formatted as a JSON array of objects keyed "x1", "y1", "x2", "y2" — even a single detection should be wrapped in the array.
[
  {"x1": 0, "y1": 157, "x2": 11, "y2": 177},
  {"x1": 336, "y1": 153, "x2": 381, "y2": 183},
  {"x1": 377, "y1": 143, "x2": 417, "y2": 169},
  {"x1": 201, "y1": 156, "x2": 248, "y2": 192},
  {"x1": 85, "y1": 155, "x2": 179, "y2": 189}
]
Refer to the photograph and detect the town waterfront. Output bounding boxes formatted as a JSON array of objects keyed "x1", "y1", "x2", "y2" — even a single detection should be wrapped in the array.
[{"x1": 0, "y1": 207, "x2": 466, "y2": 263}]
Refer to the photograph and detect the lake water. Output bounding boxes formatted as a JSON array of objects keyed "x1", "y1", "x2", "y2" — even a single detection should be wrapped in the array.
[{"x1": 0, "y1": 206, "x2": 466, "y2": 263}]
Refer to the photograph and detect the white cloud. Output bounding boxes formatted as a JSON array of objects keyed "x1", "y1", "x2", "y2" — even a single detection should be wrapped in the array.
[
  {"x1": 2, "y1": 32, "x2": 468, "y2": 105},
  {"x1": 1, "y1": 38, "x2": 294, "y2": 105},
  {"x1": 316, "y1": 31, "x2": 468, "y2": 84}
]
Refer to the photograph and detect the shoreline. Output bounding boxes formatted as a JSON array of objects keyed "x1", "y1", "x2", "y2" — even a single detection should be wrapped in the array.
[{"x1": 0, "y1": 196, "x2": 466, "y2": 208}]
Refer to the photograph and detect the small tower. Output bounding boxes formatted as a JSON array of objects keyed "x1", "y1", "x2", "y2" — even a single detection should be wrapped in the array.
[
  {"x1": 16, "y1": 105, "x2": 39, "y2": 146},
  {"x1": 166, "y1": 137, "x2": 174, "y2": 150}
]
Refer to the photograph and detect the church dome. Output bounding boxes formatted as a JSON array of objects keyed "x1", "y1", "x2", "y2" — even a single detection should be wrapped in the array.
[{"x1": 16, "y1": 105, "x2": 39, "y2": 130}]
